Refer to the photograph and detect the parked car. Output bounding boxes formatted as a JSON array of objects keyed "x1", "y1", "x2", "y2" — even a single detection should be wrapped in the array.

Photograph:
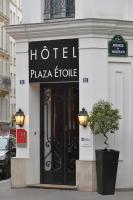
[{"x1": 0, "y1": 135, "x2": 16, "y2": 179}]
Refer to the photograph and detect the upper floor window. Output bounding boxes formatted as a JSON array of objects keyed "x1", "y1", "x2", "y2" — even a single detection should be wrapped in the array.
[{"x1": 44, "y1": 0, "x2": 75, "y2": 20}]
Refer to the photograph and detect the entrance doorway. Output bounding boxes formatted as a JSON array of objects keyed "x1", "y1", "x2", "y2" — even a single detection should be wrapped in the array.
[{"x1": 40, "y1": 83, "x2": 79, "y2": 185}]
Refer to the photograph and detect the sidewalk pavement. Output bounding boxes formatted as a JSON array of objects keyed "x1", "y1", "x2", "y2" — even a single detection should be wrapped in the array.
[{"x1": 0, "y1": 179, "x2": 133, "y2": 200}]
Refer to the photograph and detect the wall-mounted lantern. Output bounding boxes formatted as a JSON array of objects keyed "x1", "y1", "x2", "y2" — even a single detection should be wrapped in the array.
[
  {"x1": 15, "y1": 109, "x2": 25, "y2": 127},
  {"x1": 78, "y1": 108, "x2": 89, "y2": 127}
]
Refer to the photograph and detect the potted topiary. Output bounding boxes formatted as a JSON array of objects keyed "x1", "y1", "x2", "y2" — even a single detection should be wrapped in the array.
[{"x1": 88, "y1": 100, "x2": 121, "y2": 195}]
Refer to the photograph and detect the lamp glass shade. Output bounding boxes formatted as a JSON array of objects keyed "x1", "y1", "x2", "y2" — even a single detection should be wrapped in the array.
[
  {"x1": 15, "y1": 109, "x2": 25, "y2": 127},
  {"x1": 78, "y1": 108, "x2": 89, "y2": 127}
]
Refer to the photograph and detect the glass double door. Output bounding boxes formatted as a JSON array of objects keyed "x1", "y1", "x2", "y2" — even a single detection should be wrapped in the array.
[{"x1": 40, "y1": 83, "x2": 79, "y2": 185}]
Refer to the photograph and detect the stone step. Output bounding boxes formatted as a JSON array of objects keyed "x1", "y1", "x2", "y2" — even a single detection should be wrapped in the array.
[{"x1": 28, "y1": 184, "x2": 78, "y2": 190}]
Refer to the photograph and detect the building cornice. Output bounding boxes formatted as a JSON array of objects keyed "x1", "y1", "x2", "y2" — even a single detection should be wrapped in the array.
[{"x1": 5, "y1": 18, "x2": 133, "y2": 41}]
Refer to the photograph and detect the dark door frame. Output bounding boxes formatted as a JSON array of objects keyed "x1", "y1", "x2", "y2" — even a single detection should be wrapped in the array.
[{"x1": 40, "y1": 82, "x2": 79, "y2": 185}]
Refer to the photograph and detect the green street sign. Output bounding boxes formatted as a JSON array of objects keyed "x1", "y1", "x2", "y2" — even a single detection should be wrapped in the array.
[{"x1": 108, "y1": 35, "x2": 128, "y2": 57}]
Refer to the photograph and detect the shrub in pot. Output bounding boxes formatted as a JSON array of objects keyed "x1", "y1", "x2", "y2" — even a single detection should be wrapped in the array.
[{"x1": 89, "y1": 100, "x2": 121, "y2": 195}]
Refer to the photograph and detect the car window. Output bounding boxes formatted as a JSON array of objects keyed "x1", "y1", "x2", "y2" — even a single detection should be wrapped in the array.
[{"x1": 0, "y1": 138, "x2": 8, "y2": 151}]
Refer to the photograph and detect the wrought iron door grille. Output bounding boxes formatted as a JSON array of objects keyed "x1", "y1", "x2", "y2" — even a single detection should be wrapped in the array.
[
  {"x1": 44, "y1": 0, "x2": 75, "y2": 20},
  {"x1": 40, "y1": 84, "x2": 79, "y2": 185}
]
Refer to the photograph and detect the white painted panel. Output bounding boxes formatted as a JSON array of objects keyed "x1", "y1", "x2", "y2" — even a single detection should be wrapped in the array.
[
  {"x1": 76, "y1": 0, "x2": 128, "y2": 20},
  {"x1": 79, "y1": 37, "x2": 108, "y2": 160},
  {"x1": 16, "y1": 42, "x2": 29, "y2": 158},
  {"x1": 27, "y1": 83, "x2": 40, "y2": 184},
  {"x1": 108, "y1": 62, "x2": 132, "y2": 188}
]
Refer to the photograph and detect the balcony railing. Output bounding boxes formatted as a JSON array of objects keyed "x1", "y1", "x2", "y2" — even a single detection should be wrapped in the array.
[
  {"x1": 44, "y1": 0, "x2": 75, "y2": 20},
  {"x1": 0, "y1": 75, "x2": 11, "y2": 96}
]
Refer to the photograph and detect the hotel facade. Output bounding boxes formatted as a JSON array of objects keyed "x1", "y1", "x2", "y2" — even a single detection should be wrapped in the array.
[{"x1": 6, "y1": 0, "x2": 133, "y2": 191}]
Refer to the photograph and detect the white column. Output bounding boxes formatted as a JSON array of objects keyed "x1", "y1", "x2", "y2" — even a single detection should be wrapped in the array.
[
  {"x1": 79, "y1": 36, "x2": 108, "y2": 160},
  {"x1": 16, "y1": 41, "x2": 29, "y2": 158}
]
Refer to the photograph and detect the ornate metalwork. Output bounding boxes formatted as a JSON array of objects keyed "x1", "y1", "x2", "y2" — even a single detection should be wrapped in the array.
[
  {"x1": 44, "y1": 0, "x2": 75, "y2": 20},
  {"x1": 44, "y1": 90, "x2": 63, "y2": 172},
  {"x1": 41, "y1": 84, "x2": 79, "y2": 185},
  {"x1": 44, "y1": 136, "x2": 63, "y2": 171},
  {"x1": 67, "y1": 136, "x2": 79, "y2": 170}
]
